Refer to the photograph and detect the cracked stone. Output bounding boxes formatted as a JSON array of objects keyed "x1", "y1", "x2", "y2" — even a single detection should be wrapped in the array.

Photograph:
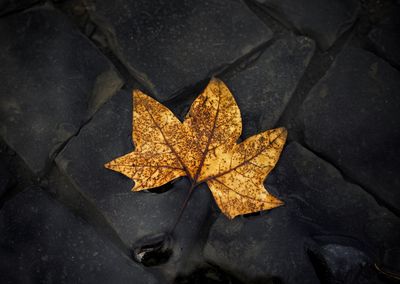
[
  {"x1": 303, "y1": 47, "x2": 400, "y2": 214},
  {"x1": 0, "y1": 187, "x2": 160, "y2": 284},
  {"x1": 85, "y1": 0, "x2": 273, "y2": 100},
  {"x1": 204, "y1": 142, "x2": 400, "y2": 284},
  {"x1": 221, "y1": 34, "x2": 315, "y2": 139},
  {"x1": 55, "y1": 91, "x2": 212, "y2": 280},
  {"x1": 254, "y1": 0, "x2": 359, "y2": 49},
  {"x1": 368, "y1": 5, "x2": 400, "y2": 68},
  {"x1": 0, "y1": 7, "x2": 123, "y2": 175}
]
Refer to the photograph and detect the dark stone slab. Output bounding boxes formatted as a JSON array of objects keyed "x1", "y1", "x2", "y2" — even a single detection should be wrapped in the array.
[
  {"x1": 377, "y1": 247, "x2": 400, "y2": 278},
  {"x1": 0, "y1": 0, "x2": 37, "y2": 16},
  {"x1": 254, "y1": 0, "x2": 359, "y2": 49},
  {"x1": 0, "y1": 159, "x2": 14, "y2": 198},
  {"x1": 302, "y1": 47, "x2": 400, "y2": 213},
  {"x1": 309, "y1": 244, "x2": 383, "y2": 283},
  {"x1": 266, "y1": 142, "x2": 400, "y2": 248},
  {"x1": 55, "y1": 91, "x2": 212, "y2": 280},
  {"x1": 0, "y1": 187, "x2": 160, "y2": 284},
  {"x1": 0, "y1": 7, "x2": 123, "y2": 175},
  {"x1": 0, "y1": 147, "x2": 14, "y2": 198},
  {"x1": 204, "y1": 142, "x2": 400, "y2": 283},
  {"x1": 204, "y1": 208, "x2": 320, "y2": 283},
  {"x1": 85, "y1": 0, "x2": 273, "y2": 100},
  {"x1": 368, "y1": 5, "x2": 400, "y2": 68},
  {"x1": 221, "y1": 35, "x2": 314, "y2": 138}
]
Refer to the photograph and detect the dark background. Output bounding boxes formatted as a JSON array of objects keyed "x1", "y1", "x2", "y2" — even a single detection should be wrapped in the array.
[{"x1": 0, "y1": 0, "x2": 399, "y2": 283}]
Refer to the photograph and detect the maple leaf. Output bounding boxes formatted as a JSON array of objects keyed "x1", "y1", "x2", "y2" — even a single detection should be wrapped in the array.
[{"x1": 105, "y1": 78, "x2": 287, "y2": 219}]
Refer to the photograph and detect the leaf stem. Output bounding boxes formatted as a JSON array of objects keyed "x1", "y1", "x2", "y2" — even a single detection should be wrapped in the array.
[{"x1": 169, "y1": 182, "x2": 197, "y2": 234}]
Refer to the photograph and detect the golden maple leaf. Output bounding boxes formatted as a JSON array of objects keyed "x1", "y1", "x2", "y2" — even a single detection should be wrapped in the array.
[{"x1": 105, "y1": 78, "x2": 287, "y2": 219}]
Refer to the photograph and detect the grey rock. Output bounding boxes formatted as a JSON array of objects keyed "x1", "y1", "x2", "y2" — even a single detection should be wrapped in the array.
[
  {"x1": 303, "y1": 47, "x2": 400, "y2": 213},
  {"x1": 0, "y1": 187, "x2": 160, "y2": 284},
  {"x1": 0, "y1": 7, "x2": 123, "y2": 175},
  {"x1": 0, "y1": 0, "x2": 37, "y2": 15},
  {"x1": 204, "y1": 142, "x2": 400, "y2": 283},
  {"x1": 221, "y1": 35, "x2": 315, "y2": 138},
  {"x1": 204, "y1": 208, "x2": 320, "y2": 284},
  {"x1": 368, "y1": 5, "x2": 400, "y2": 68},
  {"x1": 270, "y1": 142, "x2": 400, "y2": 250},
  {"x1": 85, "y1": 0, "x2": 273, "y2": 100},
  {"x1": 320, "y1": 245, "x2": 370, "y2": 277},
  {"x1": 55, "y1": 91, "x2": 212, "y2": 280},
  {"x1": 309, "y1": 244, "x2": 380, "y2": 284},
  {"x1": 254, "y1": 0, "x2": 359, "y2": 49}
]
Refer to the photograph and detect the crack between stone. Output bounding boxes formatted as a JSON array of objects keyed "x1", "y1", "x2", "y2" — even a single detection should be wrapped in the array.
[
  {"x1": 298, "y1": 141, "x2": 400, "y2": 218},
  {"x1": 275, "y1": 12, "x2": 359, "y2": 137},
  {"x1": 243, "y1": 0, "x2": 290, "y2": 35},
  {"x1": 48, "y1": 115, "x2": 95, "y2": 173}
]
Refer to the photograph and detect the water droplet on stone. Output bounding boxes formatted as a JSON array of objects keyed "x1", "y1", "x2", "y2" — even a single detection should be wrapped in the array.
[{"x1": 131, "y1": 232, "x2": 173, "y2": 266}]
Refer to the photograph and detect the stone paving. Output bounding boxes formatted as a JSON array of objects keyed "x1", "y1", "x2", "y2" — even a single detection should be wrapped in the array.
[{"x1": 0, "y1": 0, "x2": 399, "y2": 283}]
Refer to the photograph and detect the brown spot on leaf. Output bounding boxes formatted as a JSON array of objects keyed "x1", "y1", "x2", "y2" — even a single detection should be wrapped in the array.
[{"x1": 105, "y1": 78, "x2": 287, "y2": 218}]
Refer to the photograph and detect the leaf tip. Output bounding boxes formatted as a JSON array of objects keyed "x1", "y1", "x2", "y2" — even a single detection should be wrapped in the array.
[
  {"x1": 266, "y1": 198, "x2": 285, "y2": 215},
  {"x1": 225, "y1": 212, "x2": 236, "y2": 220},
  {"x1": 132, "y1": 183, "x2": 149, "y2": 192},
  {"x1": 276, "y1": 199, "x2": 285, "y2": 207},
  {"x1": 131, "y1": 182, "x2": 142, "y2": 192},
  {"x1": 209, "y1": 77, "x2": 231, "y2": 91},
  {"x1": 271, "y1": 127, "x2": 288, "y2": 147},
  {"x1": 133, "y1": 89, "x2": 152, "y2": 103},
  {"x1": 132, "y1": 89, "x2": 142, "y2": 99},
  {"x1": 210, "y1": 76, "x2": 221, "y2": 83},
  {"x1": 104, "y1": 160, "x2": 120, "y2": 172},
  {"x1": 277, "y1": 127, "x2": 288, "y2": 138}
]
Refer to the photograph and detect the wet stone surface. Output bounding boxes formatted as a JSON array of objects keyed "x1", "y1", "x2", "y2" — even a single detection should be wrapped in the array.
[
  {"x1": 302, "y1": 47, "x2": 400, "y2": 214},
  {"x1": 254, "y1": 0, "x2": 359, "y2": 49},
  {"x1": 221, "y1": 35, "x2": 315, "y2": 139},
  {"x1": 0, "y1": 7, "x2": 123, "y2": 175},
  {"x1": 0, "y1": 187, "x2": 160, "y2": 284},
  {"x1": 85, "y1": 0, "x2": 273, "y2": 100},
  {"x1": 1, "y1": 0, "x2": 400, "y2": 283},
  {"x1": 55, "y1": 91, "x2": 213, "y2": 280},
  {"x1": 204, "y1": 142, "x2": 400, "y2": 284}
]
